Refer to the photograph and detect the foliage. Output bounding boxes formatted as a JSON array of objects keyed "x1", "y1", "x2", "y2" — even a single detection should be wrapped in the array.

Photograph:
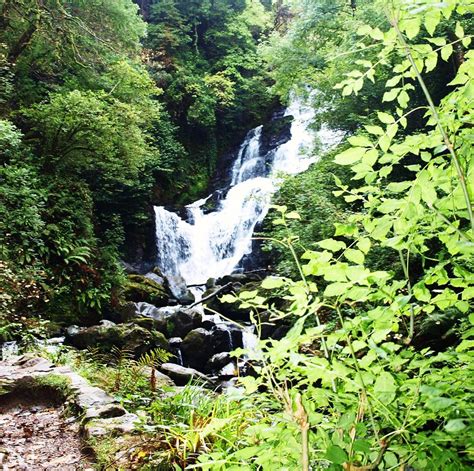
[
  {"x1": 0, "y1": 1, "x2": 188, "y2": 324},
  {"x1": 261, "y1": 146, "x2": 353, "y2": 277},
  {"x1": 190, "y1": 1, "x2": 474, "y2": 469},
  {"x1": 137, "y1": 386, "x2": 257, "y2": 470},
  {"x1": 145, "y1": 0, "x2": 277, "y2": 203}
]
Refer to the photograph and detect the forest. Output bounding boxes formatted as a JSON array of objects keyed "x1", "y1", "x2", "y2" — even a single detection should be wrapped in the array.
[{"x1": 0, "y1": 0, "x2": 473, "y2": 470}]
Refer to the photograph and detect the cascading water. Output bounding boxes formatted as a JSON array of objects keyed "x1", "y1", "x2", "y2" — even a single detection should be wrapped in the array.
[{"x1": 154, "y1": 96, "x2": 342, "y2": 291}]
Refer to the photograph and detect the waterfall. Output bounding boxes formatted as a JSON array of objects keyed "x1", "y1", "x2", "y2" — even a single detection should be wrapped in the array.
[{"x1": 154, "y1": 95, "x2": 343, "y2": 288}]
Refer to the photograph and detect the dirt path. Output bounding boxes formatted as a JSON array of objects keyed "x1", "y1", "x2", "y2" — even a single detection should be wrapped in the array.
[{"x1": 0, "y1": 397, "x2": 92, "y2": 470}]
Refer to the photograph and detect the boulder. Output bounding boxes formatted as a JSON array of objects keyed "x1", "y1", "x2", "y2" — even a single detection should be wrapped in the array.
[
  {"x1": 132, "y1": 304, "x2": 202, "y2": 338},
  {"x1": 160, "y1": 363, "x2": 215, "y2": 387},
  {"x1": 83, "y1": 413, "x2": 139, "y2": 438},
  {"x1": 218, "y1": 362, "x2": 237, "y2": 379},
  {"x1": 180, "y1": 328, "x2": 214, "y2": 370},
  {"x1": 122, "y1": 274, "x2": 170, "y2": 307},
  {"x1": 65, "y1": 321, "x2": 169, "y2": 357},
  {"x1": 148, "y1": 266, "x2": 169, "y2": 286},
  {"x1": 139, "y1": 367, "x2": 175, "y2": 388},
  {"x1": 165, "y1": 274, "x2": 196, "y2": 305},
  {"x1": 210, "y1": 327, "x2": 235, "y2": 353},
  {"x1": 216, "y1": 272, "x2": 265, "y2": 286},
  {"x1": 205, "y1": 352, "x2": 232, "y2": 373}
]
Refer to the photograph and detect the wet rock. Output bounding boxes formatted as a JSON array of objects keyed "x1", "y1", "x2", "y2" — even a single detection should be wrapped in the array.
[
  {"x1": 122, "y1": 274, "x2": 170, "y2": 307},
  {"x1": 260, "y1": 112, "x2": 293, "y2": 156},
  {"x1": 210, "y1": 327, "x2": 235, "y2": 353},
  {"x1": 180, "y1": 328, "x2": 214, "y2": 370},
  {"x1": 218, "y1": 362, "x2": 237, "y2": 379},
  {"x1": 168, "y1": 337, "x2": 183, "y2": 348},
  {"x1": 177, "y1": 289, "x2": 196, "y2": 305},
  {"x1": 65, "y1": 321, "x2": 169, "y2": 357},
  {"x1": 149, "y1": 266, "x2": 169, "y2": 286},
  {"x1": 205, "y1": 278, "x2": 216, "y2": 289},
  {"x1": 205, "y1": 352, "x2": 231, "y2": 373},
  {"x1": 75, "y1": 385, "x2": 116, "y2": 411},
  {"x1": 160, "y1": 363, "x2": 215, "y2": 387},
  {"x1": 166, "y1": 274, "x2": 196, "y2": 305},
  {"x1": 216, "y1": 271, "x2": 266, "y2": 286}
]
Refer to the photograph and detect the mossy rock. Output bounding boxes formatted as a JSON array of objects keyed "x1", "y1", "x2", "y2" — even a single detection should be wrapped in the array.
[
  {"x1": 65, "y1": 321, "x2": 169, "y2": 357},
  {"x1": 0, "y1": 374, "x2": 72, "y2": 407},
  {"x1": 122, "y1": 274, "x2": 170, "y2": 307}
]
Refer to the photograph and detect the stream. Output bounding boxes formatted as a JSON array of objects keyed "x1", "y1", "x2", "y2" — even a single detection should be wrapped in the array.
[{"x1": 153, "y1": 95, "x2": 343, "y2": 360}]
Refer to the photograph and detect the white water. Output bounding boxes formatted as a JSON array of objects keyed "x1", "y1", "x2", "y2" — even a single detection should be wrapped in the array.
[{"x1": 154, "y1": 96, "x2": 342, "y2": 288}]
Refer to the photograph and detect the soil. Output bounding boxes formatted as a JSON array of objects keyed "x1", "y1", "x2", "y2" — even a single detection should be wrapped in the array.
[{"x1": 0, "y1": 395, "x2": 93, "y2": 470}]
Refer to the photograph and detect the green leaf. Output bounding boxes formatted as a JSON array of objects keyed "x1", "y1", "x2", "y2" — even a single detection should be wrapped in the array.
[
  {"x1": 357, "y1": 238, "x2": 371, "y2": 254},
  {"x1": 239, "y1": 376, "x2": 259, "y2": 394},
  {"x1": 377, "y1": 112, "x2": 395, "y2": 124},
  {"x1": 362, "y1": 149, "x2": 379, "y2": 167},
  {"x1": 387, "y1": 181, "x2": 412, "y2": 193},
  {"x1": 386, "y1": 75, "x2": 402, "y2": 87},
  {"x1": 455, "y1": 22, "x2": 464, "y2": 39},
  {"x1": 397, "y1": 90, "x2": 410, "y2": 107},
  {"x1": 425, "y1": 52, "x2": 438, "y2": 73},
  {"x1": 383, "y1": 88, "x2": 400, "y2": 102},
  {"x1": 285, "y1": 211, "x2": 301, "y2": 219},
  {"x1": 353, "y1": 439, "x2": 371, "y2": 454},
  {"x1": 220, "y1": 294, "x2": 237, "y2": 303},
  {"x1": 445, "y1": 419, "x2": 466, "y2": 433},
  {"x1": 441, "y1": 44, "x2": 453, "y2": 61},
  {"x1": 365, "y1": 125, "x2": 385, "y2": 136},
  {"x1": 374, "y1": 371, "x2": 397, "y2": 403},
  {"x1": 369, "y1": 28, "x2": 384, "y2": 41},
  {"x1": 239, "y1": 290, "x2": 258, "y2": 300},
  {"x1": 326, "y1": 445, "x2": 348, "y2": 465},
  {"x1": 334, "y1": 147, "x2": 367, "y2": 165},
  {"x1": 317, "y1": 239, "x2": 347, "y2": 252},
  {"x1": 402, "y1": 18, "x2": 420, "y2": 39},
  {"x1": 261, "y1": 277, "x2": 285, "y2": 290},
  {"x1": 348, "y1": 135, "x2": 373, "y2": 147},
  {"x1": 345, "y1": 249, "x2": 365, "y2": 265},
  {"x1": 324, "y1": 282, "x2": 350, "y2": 297},
  {"x1": 426, "y1": 396, "x2": 455, "y2": 411},
  {"x1": 413, "y1": 283, "x2": 431, "y2": 302},
  {"x1": 425, "y1": 9, "x2": 441, "y2": 35}
]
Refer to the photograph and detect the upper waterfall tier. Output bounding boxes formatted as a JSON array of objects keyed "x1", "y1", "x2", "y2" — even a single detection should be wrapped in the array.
[{"x1": 154, "y1": 96, "x2": 343, "y2": 287}]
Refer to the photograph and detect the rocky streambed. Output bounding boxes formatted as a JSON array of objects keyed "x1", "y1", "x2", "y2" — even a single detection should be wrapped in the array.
[{"x1": 60, "y1": 269, "x2": 289, "y2": 388}]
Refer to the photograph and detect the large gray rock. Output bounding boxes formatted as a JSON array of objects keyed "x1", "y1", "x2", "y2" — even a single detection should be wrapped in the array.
[
  {"x1": 65, "y1": 321, "x2": 169, "y2": 357},
  {"x1": 83, "y1": 413, "x2": 139, "y2": 438},
  {"x1": 133, "y1": 304, "x2": 202, "y2": 338},
  {"x1": 181, "y1": 328, "x2": 214, "y2": 370},
  {"x1": 160, "y1": 363, "x2": 215, "y2": 387}
]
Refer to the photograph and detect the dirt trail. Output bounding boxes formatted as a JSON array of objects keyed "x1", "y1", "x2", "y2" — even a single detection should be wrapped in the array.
[{"x1": 0, "y1": 396, "x2": 92, "y2": 470}]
